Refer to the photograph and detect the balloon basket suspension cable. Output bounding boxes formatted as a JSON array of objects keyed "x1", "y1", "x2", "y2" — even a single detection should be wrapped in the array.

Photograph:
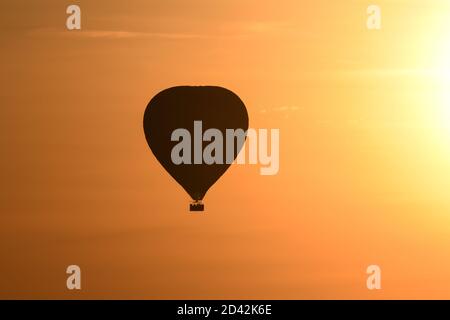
[{"x1": 190, "y1": 200, "x2": 204, "y2": 212}]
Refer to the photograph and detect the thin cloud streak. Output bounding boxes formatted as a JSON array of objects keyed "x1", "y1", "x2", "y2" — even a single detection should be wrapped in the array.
[{"x1": 28, "y1": 28, "x2": 214, "y2": 40}]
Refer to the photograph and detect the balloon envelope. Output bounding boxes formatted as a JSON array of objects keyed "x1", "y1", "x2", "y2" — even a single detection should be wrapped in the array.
[{"x1": 143, "y1": 86, "x2": 249, "y2": 207}]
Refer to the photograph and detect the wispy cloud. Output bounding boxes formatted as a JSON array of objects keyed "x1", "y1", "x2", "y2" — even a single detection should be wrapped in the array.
[
  {"x1": 338, "y1": 67, "x2": 450, "y2": 80},
  {"x1": 28, "y1": 28, "x2": 213, "y2": 40},
  {"x1": 260, "y1": 106, "x2": 302, "y2": 113},
  {"x1": 28, "y1": 19, "x2": 304, "y2": 41}
]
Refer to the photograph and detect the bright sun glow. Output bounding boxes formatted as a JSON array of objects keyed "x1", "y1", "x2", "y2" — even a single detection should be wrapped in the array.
[{"x1": 426, "y1": 32, "x2": 450, "y2": 141}]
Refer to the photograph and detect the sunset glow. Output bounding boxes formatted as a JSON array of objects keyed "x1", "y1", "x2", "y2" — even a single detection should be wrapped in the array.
[{"x1": 2, "y1": 0, "x2": 450, "y2": 299}]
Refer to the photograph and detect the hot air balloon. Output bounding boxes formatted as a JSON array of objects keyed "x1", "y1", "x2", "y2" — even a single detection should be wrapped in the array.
[{"x1": 143, "y1": 86, "x2": 249, "y2": 212}]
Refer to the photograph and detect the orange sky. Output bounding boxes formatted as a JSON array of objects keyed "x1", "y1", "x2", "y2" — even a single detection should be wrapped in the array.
[{"x1": 2, "y1": 0, "x2": 450, "y2": 299}]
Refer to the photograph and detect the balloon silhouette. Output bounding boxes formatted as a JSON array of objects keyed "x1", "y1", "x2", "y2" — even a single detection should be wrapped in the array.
[{"x1": 143, "y1": 86, "x2": 249, "y2": 212}]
